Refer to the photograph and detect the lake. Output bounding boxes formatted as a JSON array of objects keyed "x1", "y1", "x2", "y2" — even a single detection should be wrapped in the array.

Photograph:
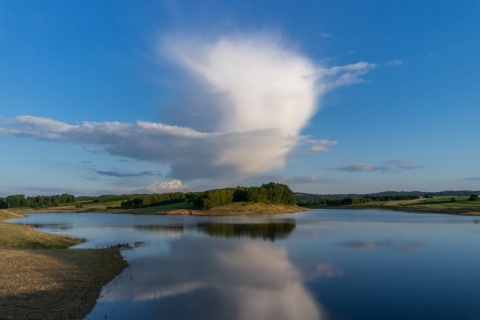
[{"x1": 10, "y1": 209, "x2": 480, "y2": 320}]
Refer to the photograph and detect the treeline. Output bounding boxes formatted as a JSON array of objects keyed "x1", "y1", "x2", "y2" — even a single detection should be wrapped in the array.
[
  {"x1": 296, "y1": 195, "x2": 421, "y2": 207},
  {"x1": 121, "y1": 192, "x2": 185, "y2": 208},
  {"x1": 78, "y1": 194, "x2": 133, "y2": 204},
  {"x1": 191, "y1": 182, "x2": 295, "y2": 209},
  {"x1": 0, "y1": 182, "x2": 296, "y2": 210},
  {"x1": 0, "y1": 194, "x2": 75, "y2": 209},
  {"x1": 120, "y1": 182, "x2": 295, "y2": 210}
]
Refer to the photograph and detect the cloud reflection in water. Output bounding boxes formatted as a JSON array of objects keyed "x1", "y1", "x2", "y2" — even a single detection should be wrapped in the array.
[{"x1": 90, "y1": 236, "x2": 324, "y2": 320}]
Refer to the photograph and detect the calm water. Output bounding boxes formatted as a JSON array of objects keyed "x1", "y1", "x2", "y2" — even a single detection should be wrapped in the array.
[{"x1": 9, "y1": 210, "x2": 480, "y2": 320}]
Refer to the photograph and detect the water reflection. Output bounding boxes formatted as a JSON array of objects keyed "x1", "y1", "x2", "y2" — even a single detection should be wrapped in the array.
[
  {"x1": 10, "y1": 210, "x2": 480, "y2": 320},
  {"x1": 195, "y1": 220, "x2": 295, "y2": 241},
  {"x1": 29, "y1": 223, "x2": 73, "y2": 231},
  {"x1": 133, "y1": 225, "x2": 184, "y2": 238},
  {"x1": 88, "y1": 237, "x2": 324, "y2": 320},
  {"x1": 134, "y1": 220, "x2": 296, "y2": 241}
]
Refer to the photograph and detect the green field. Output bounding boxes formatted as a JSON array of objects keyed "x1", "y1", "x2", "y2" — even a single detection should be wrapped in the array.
[{"x1": 346, "y1": 196, "x2": 480, "y2": 215}]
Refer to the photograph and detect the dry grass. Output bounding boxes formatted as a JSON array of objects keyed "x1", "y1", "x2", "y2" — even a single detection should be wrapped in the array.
[
  {"x1": 0, "y1": 209, "x2": 128, "y2": 319},
  {"x1": 0, "y1": 210, "x2": 83, "y2": 249},
  {"x1": 0, "y1": 249, "x2": 127, "y2": 319}
]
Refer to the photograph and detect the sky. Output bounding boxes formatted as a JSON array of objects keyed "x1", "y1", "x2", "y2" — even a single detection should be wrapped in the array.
[{"x1": 0, "y1": 0, "x2": 479, "y2": 196}]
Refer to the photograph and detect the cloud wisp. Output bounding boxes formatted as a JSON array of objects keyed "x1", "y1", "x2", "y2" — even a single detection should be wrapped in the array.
[
  {"x1": 333, "y1": 160, "x2": 421, "y2": 173},
  {"x1": 0, "y1": 33, "x2": 375, "y2": 181},
  {"x1": 95, "y1": 170, "x2": 159, "y2": 178},
  {"x1": 334, "y1": 163, "x2": 388, "y2": 173}
]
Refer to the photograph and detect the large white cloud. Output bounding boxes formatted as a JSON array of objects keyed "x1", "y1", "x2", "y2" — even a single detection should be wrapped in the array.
[
  {"x1": 163, "y1": 34, "x2": 320, "y2": 135},
  {"x1": 0, "y1": 33, "x2": 375, "y2": 181}
]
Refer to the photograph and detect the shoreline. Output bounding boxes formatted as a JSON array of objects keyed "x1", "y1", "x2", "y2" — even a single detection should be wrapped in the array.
[
  {"x1": 0, "y1": 210, "x2": 128, "y2": 319},
  {"x1": 301, "y1": 204, "x2": 480, "y2": 216},
  {"x1": 13, "y1": 203, "x2": 480, "y2": 217},
  {"x1": 14, "y1": 203, "x2": 310, "y2": 216}
]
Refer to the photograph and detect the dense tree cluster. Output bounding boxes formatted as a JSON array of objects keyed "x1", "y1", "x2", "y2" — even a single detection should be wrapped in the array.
[
  {"x1": 0, "y1": 194, "x2": 75, "y2": 209},
  {"x1": 121, "y1": 192, "x2": 186, "y2": 208},
  {"x1": 78, "y1": 194, "x2": 133, "y2": 204},
  {"x1": 191, "y1": 182, "x2": 295, "y2": 209},
  {"x1": 469, "y1": 194, "x2": 479, "y2": 201}
]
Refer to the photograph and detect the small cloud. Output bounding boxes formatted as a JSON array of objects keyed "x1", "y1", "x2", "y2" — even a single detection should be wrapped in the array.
[
  {"x1": 126, "y1": 179, "x2": 190, "y2": 194},
  {"x1": 321, "y1": 61, "x2": 377, "y2": 90},
  {"x1": 95, "y1": 170, "x2": 160, "y2": 178},
  {"x1": 390, "y1": 160, "x2": 421, "y2": 170},
  {"x1": 466, "y1": 177, "x2": 480, "y2": 181},
  {"x1": 290, "y1": 138, "x2": 337, "y2": 158},
  {"x1": 334, "y1": 163, "x2": 388, "y2": 173}
]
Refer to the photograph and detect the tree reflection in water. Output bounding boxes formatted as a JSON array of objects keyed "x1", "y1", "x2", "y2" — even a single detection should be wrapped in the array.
[{"x1": 195, "y1": 220, "x2": 295, "y2": 241}]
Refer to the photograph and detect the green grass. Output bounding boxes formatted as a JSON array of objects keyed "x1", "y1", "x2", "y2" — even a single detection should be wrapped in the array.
[{"x1": 353, "y1": 197, "x2": 480, "y2": 215}]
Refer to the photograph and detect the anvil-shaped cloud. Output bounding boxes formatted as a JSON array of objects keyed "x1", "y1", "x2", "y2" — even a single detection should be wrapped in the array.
[{"x1": 0, "y1": 33, "x2": 374, "y2": 181}]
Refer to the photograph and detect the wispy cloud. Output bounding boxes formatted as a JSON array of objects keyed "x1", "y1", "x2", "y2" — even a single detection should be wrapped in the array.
[
  {"x1": 321, "y1": 61, "x2": 377, "y2": 90},
  {"x1": 333, "y1": 160, "x2": 421, "y2": 173},
  {"x1": 1, "y1": 32, "x2": 375, "y2": 181},
  {"x1": 95, "y1": 170, "x2": 159, "y2": 178},
  {"x1": 334, "y1": 163, "x2": 388, "y2": 173},
  {"x1": 389, "y1": 160, "x2": 421, "y2": 170},
  {"x1": 466, "y1": 177, "x2": 480, "y2": 181}
]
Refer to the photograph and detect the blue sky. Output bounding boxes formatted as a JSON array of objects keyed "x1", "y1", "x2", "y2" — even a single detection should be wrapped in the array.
[{"x1": 0, "y1": 0, "x2": 479, "y2": 196}]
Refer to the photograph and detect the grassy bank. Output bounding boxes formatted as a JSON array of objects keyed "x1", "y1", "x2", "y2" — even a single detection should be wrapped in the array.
[
  {"x1": 307, "y1": 196, "x2": 480, "y2": 215},
  {"x1": 14, "y1": 200, "x2": 307, "y2": 215},
  {"x1": 0, "y1": 210, "x2": 128, "y2": 319}
]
